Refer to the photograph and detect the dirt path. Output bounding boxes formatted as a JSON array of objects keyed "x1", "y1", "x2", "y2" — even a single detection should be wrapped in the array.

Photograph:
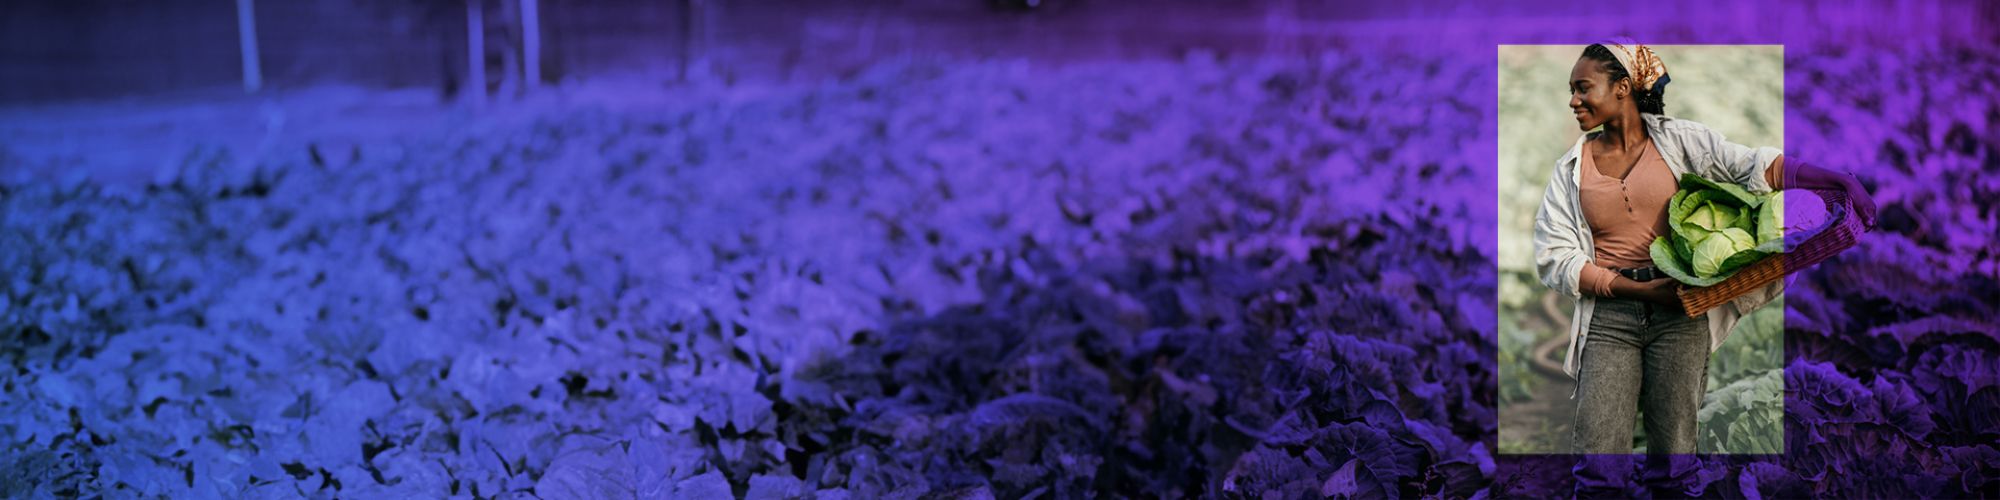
[
  {"x1": 1499, "y1": 293, "x2": 1578, "y2": 453},
  {"x1": 1508, "y1": 335, "x2": 1578, "y2": 452}
]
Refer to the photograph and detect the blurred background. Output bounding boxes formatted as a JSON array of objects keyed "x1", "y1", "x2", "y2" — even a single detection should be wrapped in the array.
[
  {"x1": 2, "y1": 0, "x2": 1526, "y2": 186},
  {"x1": 0, "y1": 2, "x2": 1519, "y2": 496},
  {"x1": 1496, "y1": 45, "x2": 1785, "y2": 455},
  {"x1": 3, "y1": 0, "x2": 1354, "y2": 103}
]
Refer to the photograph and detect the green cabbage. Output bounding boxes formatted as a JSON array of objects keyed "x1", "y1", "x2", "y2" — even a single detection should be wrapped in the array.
[
  {"x1": 1687, "y1": 201, "x2": 1741, "y2": 232},
  {"x1": 1667, "y1": 190, "x2": 1724, "y2": 254},
  {"x1": 1757, "y1": 191, "x2": 1784, "y2": 245},
  {"x1": 1694, "y1": 228, "x2": 1756, "y2": 277},
  {"x1": 1732, "y1": 203, "x2": 1756, "y2": 232},
  {"x1": 1653, "y1": 174, "x2": 1781, "y2": 287},
  {"x1": 1680, "y1": 173, "x2": 1763, "y2": 208}
]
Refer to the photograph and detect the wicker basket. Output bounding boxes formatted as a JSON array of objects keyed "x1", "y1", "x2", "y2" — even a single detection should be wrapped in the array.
[{"x1": 1677, "y1": 187, "x2": 1866, "y2": 317}]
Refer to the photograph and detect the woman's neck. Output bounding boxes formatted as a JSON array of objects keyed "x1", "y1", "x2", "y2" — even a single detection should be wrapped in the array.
[{"x1": 1597, "y1": 113, "x2": 1649, "y2": 152}]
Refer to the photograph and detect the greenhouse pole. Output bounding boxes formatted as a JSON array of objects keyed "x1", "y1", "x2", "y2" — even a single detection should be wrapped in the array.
[
  {"x1": 466, "y1": 0, "x2": 486, "y2": 106},
  {"x1": 521, "y1": 0, "x2": 539, "y2": 91},
  {"x1": 235, "y1": 0, "x2": 262, "y2": 92},
  {"x1": 678, "y1": 0, "x2": 698, "y2": 82}
]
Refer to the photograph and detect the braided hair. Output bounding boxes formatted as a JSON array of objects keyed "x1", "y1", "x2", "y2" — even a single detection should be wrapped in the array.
[{"x1": 1581, "y1": 44, "x2": 1667, "y2": 115}]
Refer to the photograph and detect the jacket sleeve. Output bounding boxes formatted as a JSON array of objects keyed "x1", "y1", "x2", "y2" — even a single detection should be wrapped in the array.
[
  {"x1": 1684, "y1": 121, "x2": 1784, "y2": 193},
  {"x1": 1533, "y1": 161, "x2": 1588, "y2": 299}
]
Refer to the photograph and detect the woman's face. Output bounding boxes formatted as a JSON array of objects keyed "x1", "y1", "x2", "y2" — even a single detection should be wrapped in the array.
[{"x1": 1568, "y1": 57, "x2": 1627, "y2": 131}]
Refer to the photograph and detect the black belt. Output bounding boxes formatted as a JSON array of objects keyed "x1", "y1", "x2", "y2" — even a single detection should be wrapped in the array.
[{"x1": 1617, "y1": 267, "x2": 1664, "y2": 282}]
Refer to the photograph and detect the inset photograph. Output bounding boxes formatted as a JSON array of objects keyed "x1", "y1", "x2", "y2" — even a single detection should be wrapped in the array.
[{"x1": 1496, "y1": 43, "x2": 1787, "y2": 455}]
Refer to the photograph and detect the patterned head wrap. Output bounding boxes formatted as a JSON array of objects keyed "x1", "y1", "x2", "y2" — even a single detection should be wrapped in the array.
[{"x1": 1601, "y1": 37, "x2": 1670, "y2": 95}]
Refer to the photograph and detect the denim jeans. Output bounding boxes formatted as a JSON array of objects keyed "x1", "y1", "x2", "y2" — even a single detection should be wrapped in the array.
[{"x1": 1571, "y1": 297, "x2": 1711, "y2": 497}]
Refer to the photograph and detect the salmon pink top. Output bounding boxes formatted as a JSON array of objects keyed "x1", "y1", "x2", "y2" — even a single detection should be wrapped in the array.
[{"x1": 1576, "y1": 142, "x2": 1786, "y2": 297}]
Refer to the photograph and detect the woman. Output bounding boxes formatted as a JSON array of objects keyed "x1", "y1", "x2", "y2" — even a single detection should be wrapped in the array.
[{"x1": 1532, "y1": 40, "x2": 1876, "y2": 491}]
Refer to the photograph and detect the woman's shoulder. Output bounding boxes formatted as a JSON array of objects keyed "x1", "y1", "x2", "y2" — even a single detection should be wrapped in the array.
[
  {"x1": 1644, "y1": 113, "x2": 1735, "y2": 166},
  {"x1": 1644, "y1": 113, "x2": 1721, "y2": 139}
]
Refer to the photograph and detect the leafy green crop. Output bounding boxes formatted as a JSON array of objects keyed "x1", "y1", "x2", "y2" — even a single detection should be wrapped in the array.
[
  {"x1": 1652, "y1": 174, "x2": 1785, "y2": 286},
  {"x1": 1756, "y1": 190, "x2": 1785, "y2": 246},
  {"x1": 1692, "y1": 228, "x2": 1757, "y2": 277},
  {"x1": 1686, "y1": 200, "x2": 1743, "y2": 233}
]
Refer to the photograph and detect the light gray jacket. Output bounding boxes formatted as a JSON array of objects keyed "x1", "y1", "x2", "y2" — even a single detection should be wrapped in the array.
[{"x1": 1533, "y1": 113, "x2": 1784, "y2": 393}]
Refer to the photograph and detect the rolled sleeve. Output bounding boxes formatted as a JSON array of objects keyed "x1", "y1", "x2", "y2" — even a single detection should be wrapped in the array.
[
  {"x1": 1581, "y1": 265, "x2": 1619, "y2": 298},
  {"x1": 1691, "y1": 122, "x2": 1784, "y2": 193},
  {"x1": 1533, "y1": 162, "x2": 1590, "y2": 299}
]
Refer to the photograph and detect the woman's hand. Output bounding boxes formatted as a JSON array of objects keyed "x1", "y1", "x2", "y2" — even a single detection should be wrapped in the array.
[
  {"x1": 1634, "y1": 278, "x2": 1683, "y2": 308},
  {"x1": 1784, "y1": 157, "x2": 1878, "y2": 230},
  {"x1": 1843, "y1": 174, "x2": 1879, "y2": 230},
  {"x1": 1608, "y1": 275, "x2": 1683, "y2": 307}
]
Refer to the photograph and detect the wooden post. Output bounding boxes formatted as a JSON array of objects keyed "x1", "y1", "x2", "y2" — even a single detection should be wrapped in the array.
[
  {"x1": 521, "y1": 0, "x2": 539, "y2": 91},
  {"x1": 466, "y1": 0, "x2": 485, "y2": 106},
  {"x1": 235, "y1": 0, "x2": 262, "y2": 93},
  {"x1": 679, "y1": 0, "x2": 700, "y2": 82}
]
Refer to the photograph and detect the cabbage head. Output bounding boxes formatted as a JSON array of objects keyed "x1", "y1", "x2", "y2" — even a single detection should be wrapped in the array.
[
  {"x1": 1757, "y1": 191, "x2": 1784, "y2": 245},
  {"x1": 1693, "y1": 228, "x2": 1757, "y2": 277},
  {"x1": 1687, "y1": 200, "x2": 1744, "y2": 232},
  {"x1": 1654, "y1": 174, "x2": 1779, "y2": 286}
]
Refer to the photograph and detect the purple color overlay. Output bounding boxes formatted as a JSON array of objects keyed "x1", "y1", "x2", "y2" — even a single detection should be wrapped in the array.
[{"x1": 1, "y1": 0, "x2": 1995, "y2": 497}]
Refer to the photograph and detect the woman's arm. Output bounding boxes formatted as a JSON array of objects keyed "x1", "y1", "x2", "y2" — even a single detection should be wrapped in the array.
[
  {"x1": 1684, "y1": 121, "x2": 1785, "y2": 193},
  {"x1": 1606, "y1": 274, "x2": 1682, "y2": 305},
  {"x1": 1681, "y1": 122, "x2": 1879, "y2": 229}
]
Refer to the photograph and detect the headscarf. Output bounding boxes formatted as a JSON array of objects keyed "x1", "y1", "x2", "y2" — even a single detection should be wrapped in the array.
[{"x1": 1601, "y1": 37, "x2": 1670, "y2": 95}]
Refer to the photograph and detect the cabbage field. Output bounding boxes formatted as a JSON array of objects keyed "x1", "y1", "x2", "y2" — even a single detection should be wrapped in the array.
[{"x1": 3, "y1": 41, "x2": 1997, "y2": 499}]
